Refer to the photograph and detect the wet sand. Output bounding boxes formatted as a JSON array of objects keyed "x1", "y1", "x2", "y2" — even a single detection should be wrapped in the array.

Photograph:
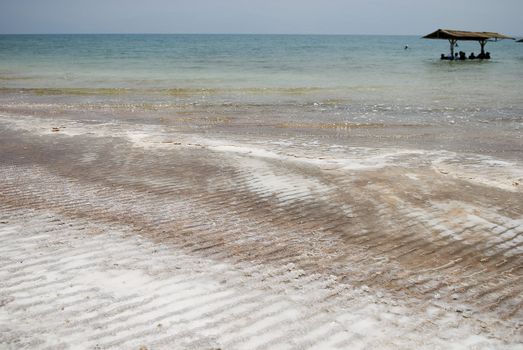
[{"x1": 1, "y1": 107, "x2": 522, "y2": 349}]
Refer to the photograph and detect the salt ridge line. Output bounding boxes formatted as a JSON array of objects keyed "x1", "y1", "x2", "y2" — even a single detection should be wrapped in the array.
[
  {"x1": 3, "y1": 159, "x2": 520, "y2": 306},
  {"x1": 1, "y1": 115, "x2": 522, "y2": 346},
  {"x1": 1, "y1": 159, "x2": 520, "y2": 326},
  {"x1": 0, "y1": 208, "x2": 511, "y2": 349},
  {"x1": 1, "y1": 113, "x2": 521, "y2": 192}
]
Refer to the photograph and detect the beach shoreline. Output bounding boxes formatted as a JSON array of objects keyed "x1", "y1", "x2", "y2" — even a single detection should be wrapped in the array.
[
  {"x1": 1, "y1": 32, "x2": 522, "y2": 349},
  {"x1": 1, "y1": 109, "x2": 522, "y2": 349}
]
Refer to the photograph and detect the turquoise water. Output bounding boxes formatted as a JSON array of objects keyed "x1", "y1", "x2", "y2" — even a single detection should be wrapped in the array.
[{"x1": 1, "y1": 34, "x2": 523, "y2": 124}]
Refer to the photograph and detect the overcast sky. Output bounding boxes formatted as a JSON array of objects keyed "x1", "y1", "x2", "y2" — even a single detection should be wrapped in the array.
[{"x1": 1, "y1": 0, "x2": 522, "y2": 35}]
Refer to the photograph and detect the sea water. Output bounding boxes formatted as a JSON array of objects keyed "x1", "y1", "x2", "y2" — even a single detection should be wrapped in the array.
[{"x1": 1, "y1": 34, "x2": 522, "y2": 127}]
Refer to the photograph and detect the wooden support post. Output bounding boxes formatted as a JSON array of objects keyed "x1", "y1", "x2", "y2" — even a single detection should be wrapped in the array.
[
  {"x1": 449, "y1": 39, "x2": 457, "y2": 59},
  {"x1": 479, "y1": 40, "x2": 486, "y2": 55}
]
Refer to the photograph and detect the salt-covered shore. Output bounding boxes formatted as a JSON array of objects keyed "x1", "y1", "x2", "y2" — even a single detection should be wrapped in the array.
[{"x1": 1, "y1": 112, "x2": 522, "y2": 349}]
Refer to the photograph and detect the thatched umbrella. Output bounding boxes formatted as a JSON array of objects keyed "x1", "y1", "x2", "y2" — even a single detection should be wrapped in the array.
[{"x1": 423, "y1": 29, "x2": 514, "y2": 57}]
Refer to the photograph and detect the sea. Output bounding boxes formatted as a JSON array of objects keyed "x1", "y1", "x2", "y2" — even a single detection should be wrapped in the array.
[{"x1": 1, "y1": 34, "x2": 522, "y2": 154}]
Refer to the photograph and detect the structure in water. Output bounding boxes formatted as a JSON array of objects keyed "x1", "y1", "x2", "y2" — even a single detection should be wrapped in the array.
[{"x1": 423, "y1": 29, "x2": 514, "y2": 59}]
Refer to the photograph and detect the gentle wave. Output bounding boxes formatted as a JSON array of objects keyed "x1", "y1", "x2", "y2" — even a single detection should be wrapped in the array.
[{"x1": 0, "y1": 86, "x2": 337, "y2": 97}]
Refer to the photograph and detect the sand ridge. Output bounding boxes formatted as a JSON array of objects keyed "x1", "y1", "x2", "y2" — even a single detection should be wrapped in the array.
[{"x1": 1, "y1": 113, "x2": 522, "y2": 349}]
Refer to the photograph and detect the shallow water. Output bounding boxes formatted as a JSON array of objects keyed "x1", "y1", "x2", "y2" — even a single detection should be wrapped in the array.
[
  {"x1": 1, "y1": 35, "x2": 522, "y2": 104},
  {"x1": 1, "y1": 34, "x2": 522, "y2": 157}
]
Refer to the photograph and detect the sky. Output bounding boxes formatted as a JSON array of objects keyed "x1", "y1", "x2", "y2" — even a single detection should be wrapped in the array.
[{"x1": 0, "y1": 0, "x2": 522, "y2": 35}]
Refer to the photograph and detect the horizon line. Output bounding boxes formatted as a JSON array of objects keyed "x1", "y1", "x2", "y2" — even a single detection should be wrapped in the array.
[
  {"x1": 0, "y1": 32, "x2": 424, "y2": 36},
  {"x1": 2, "y1": 32, "x2": 521, "y2": 38}
]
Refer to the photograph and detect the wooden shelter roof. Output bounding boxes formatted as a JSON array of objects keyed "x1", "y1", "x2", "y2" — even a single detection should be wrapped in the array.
[{"x1": 423, "y1": 29, "x2": 514, "y2": 41}]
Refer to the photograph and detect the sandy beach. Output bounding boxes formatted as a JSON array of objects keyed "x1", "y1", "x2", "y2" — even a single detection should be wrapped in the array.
[{"x1": 1, "y1": 101, "x2": 522, "y2": 349}]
